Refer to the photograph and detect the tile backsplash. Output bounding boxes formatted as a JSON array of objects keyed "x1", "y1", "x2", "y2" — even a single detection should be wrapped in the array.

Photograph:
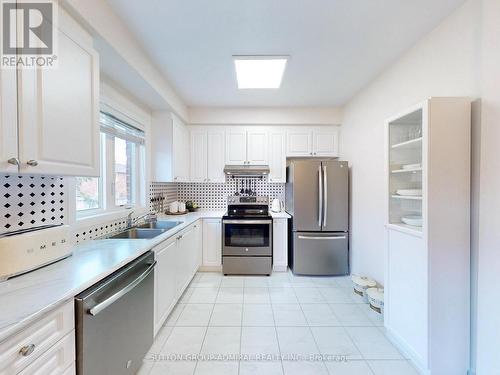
[
  {"x1": 177, "y1": 179, "x2": 285, "y2": 209},
  {"x1": 0, "y1": 175, "x2": 66, "y2": 235}
]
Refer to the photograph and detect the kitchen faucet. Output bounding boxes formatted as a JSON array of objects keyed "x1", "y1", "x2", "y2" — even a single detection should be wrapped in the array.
[{"x1": 126, "y1": 211, "x2": 157, "y2": 228}]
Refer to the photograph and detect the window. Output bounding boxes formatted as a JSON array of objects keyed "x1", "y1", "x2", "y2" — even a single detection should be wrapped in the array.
[{"x1": 76, "y1": 112, "x2": 145, "y2": 217}]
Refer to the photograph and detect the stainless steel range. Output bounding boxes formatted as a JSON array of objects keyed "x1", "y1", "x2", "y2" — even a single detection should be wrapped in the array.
[{"x1": 222, "y1": 196, "x2": 272, "y2": 275}]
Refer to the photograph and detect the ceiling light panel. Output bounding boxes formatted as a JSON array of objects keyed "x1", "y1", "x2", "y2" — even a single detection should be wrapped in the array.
[{"x1": 234, "y1": 56, "x2": 288, "y2": 89}]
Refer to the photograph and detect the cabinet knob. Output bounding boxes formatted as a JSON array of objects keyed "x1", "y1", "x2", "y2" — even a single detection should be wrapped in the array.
[
  {"x1": 19, "y1": 344, "x2": 36, "y2": 357},
  {"x1": 26, "y1": 160, "x2": 38, "y2": 167},
  {"x1": 7, "y1": 158, "x2": 20, "y2": 166},
  {"x1": 310, "y1": 152, "x2": 313, "y2": 156}
]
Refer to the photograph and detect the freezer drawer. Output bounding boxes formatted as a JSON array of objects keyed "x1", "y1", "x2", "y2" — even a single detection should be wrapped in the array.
[
  {"x1": 222, "y1": 256, "x2": 272, "y2": 275},
  {"x1": 292, "y1": 232, "x2": 348, "y2": 275}
]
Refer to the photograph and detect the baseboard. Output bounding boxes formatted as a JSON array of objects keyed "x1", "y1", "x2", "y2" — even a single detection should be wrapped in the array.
[
  {"x1": 384, "y1": 325, "x2": 430, "y2": 375},
  {"x1": 198, "y1": 265, "x2": 222, "y2": 272},
  {"x1": 273, "y1": 265, "x2": 288, "y2": 272}
]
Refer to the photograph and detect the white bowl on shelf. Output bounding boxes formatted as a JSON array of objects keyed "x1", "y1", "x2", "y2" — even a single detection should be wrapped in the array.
[
  {"x1": 402, "y1": 163, "x2": 421, "y2": 170},
  {"x1": 401, "y1": 215, "x2": 423, "y2": 227},
  {"x1": 396, "y1": 189, "x2": 422, "y2": 196}
]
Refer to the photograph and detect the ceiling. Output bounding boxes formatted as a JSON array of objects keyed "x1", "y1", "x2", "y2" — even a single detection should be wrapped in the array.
[{"x1": 106, "y1": 0, "x2": 465, "y2": 108}]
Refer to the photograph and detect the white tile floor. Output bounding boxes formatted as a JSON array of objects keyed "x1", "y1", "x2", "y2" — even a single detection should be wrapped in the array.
[{"x1": 138, "y1": 272, "x2": 419, "y2": 375}]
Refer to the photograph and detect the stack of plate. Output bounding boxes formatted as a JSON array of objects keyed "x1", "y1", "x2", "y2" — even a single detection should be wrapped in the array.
[
  {"x1": 396, "y1": 189, "x2": 422, "y2": 196},
  {"x1": 402, "y1": 163, "x2": 421, "y2": 170},
  {"x1": 401, "y1": 215, "x2": 423, "y2": 227}
]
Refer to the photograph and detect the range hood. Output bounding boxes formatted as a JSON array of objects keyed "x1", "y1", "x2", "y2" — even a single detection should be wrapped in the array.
[{"x1": 224, "y1": 164, "x2": 270, "y2": 177}]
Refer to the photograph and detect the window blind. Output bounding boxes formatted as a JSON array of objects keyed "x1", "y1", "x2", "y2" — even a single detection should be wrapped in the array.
[{"x1": 99, "y1": 111, "x2": 145, "y2": 145}]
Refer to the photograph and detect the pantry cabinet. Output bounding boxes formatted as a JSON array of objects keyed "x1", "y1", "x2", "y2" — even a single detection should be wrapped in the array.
[
  {"x1": 225, "y1": 127, "x2": 268, "y2": 165},
  {"x1": 202, "y1": 219, "x2": 222, "y2": 268},
  {"x1": 151, "y1": 112, "x2": 190, "y2": 182},
  {"x1": 1, "y1": 9, "x2": 100, "y2": 176},
  {"x1": 268, "y1": 130, "x2": 286, "y2": 183},
  {"x1": 384, "y1": 98, "x2": 471, "y2": 375},
  {"x1": 286, "y1": 127, "x2": 339, "y2": 157},
  {"x1": 190, "y1": 127, "x2": 225, "y2": 183}
]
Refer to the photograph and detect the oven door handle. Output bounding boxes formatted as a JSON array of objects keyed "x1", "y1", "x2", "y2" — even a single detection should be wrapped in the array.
[
  {"x1": 223, "y1": 220, "x2": 272, "y2": 224},
  {"x1": 88, "y1": 261, "x2": 157, "y2": 316}
]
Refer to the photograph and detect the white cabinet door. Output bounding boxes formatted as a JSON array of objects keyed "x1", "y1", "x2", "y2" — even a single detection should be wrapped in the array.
[
  {"x1": 154, "y1": 238, "x2": 177, "y2": 334},
  {"x1": 268, "y1": 130, "x2": 286, "y2": 183},
  {"x1": 202, "y1": 219, "x2": 222, "y2": 267},
  {"x1": 18, "y1": 27, "x2": 99, "y2": 176},
  {"x1": 207, "y1": 129, "x2": 226, "y2": 182},
  {"x1": 286, "y1": 128, "x2": 312, "y2": 156},
  {"x1": 0, "y1": 69, "x2": 18, "y2": 173},
  {"x1": 246, "y1": 128, "x2": 268, "y2": 165},
  {"x1": 225, "y1": 128, "x2": 247, "y2": 165},
  {"x1": 176, "y1": 224, "x2": 197, "y2": 296},
  {"x1": 193, "y1": 221, "x2": 203, "y2": 269},
  {"x1": 313, "y1": 128, "x2": 339, "y2": 157},
  {"x1": 273, "y1": 218, "x2": 288, "y2": 271},
  {"x1": 172, "y1": 117, "x2": 190, "y2": 182},
  {"x1": 190, "y1": 129, "x2": 208, "y2": 182}
]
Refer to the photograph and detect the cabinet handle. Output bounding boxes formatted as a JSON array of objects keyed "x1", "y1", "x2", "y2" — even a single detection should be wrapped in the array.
[
  {"x1": 26, "y1": 160, "x2": 38, "y2": 167},
  {"x1": 19, "y1": 344, "x2": 36, "y2": 357},
  {"x1": 7, "y1": 158, "x2": 20, "y2": 166},
  {"x1": 310, "y1": 152, "x2": 313, "y2": 156}
]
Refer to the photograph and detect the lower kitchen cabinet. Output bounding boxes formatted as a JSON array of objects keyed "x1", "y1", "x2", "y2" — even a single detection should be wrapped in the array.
[
  {"x1": 154, "y1": 237, "x2": 177, "y2": 334},
  {"x1": 273, "y1": 218, "x2": 288, "y2": 271},
  {"x1": 153, "y1": 220, "x2": 202, "y2": 334},
  {"x1": 202, "y1": 219, "x2": 222, "y2": 268}
]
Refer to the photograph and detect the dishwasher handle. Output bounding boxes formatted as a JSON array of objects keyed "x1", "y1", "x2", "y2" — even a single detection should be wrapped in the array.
[{"x1": 88, "y1": 260, "x2": 157, "y2": 316}]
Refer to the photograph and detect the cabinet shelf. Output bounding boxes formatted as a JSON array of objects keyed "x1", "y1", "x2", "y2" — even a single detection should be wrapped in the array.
[
  {"x1": 391, "y1": 195, "x2": 422, "y2": 200},
  {"x1": 386, "y1": 223, "x2": 423, "y2": 237},
  {"x1": 391, "y1": 137, "x2": 422, "y2": 150},
  {"x1": 391, "y1": 167, "x2": 422, "y2": 174}
]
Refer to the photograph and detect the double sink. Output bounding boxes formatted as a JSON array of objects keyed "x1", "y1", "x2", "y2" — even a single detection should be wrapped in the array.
[{"x1": 106, "y1": 220, "x2": 183, "y2": 240}]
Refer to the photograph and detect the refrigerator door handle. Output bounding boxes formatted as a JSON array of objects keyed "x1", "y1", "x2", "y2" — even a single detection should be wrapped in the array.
[
  {"x1": 298, "y1": 235, "x2": 347, "y2": 240},
  {"x1": 323, "y1": 165, "x2": 328, "y2": 227},
  {"x1": 318, "y1": 165, "x2": 323, "y2": 227}
]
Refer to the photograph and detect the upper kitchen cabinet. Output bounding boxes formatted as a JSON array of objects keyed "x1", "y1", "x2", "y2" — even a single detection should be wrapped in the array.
[
  {"x1": 151, "y1": 112, "x2": 190, "y2": 182},
  {"x1": 225, "y1": 127, "x2": 268, "y2": 165},
  {"x1": 268, "y1": 130, "x2": 286, "y2": 183},
  {"x1": 286, "y1": 126, "x2": 339, "y2": 157},
  {"x1": 4, "y1": 8, "x2": 100, "y2": 176},
  {"x1": 246, "y1": 128, "x2": 268, "y2": 164},
  {"x1": 225, "y1": 128, "x2": 247, "y2": 164},
  {"x1": 190, "y1": 126, "x2": 225, "y2": 183},
  {"x1": 0, "y1": 69, "x2": 18, "y2": 173}
]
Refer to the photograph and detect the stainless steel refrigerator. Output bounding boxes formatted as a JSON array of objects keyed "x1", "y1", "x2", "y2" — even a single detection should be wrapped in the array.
[{"x1": 286, "y1": 160, "x2": 349, "y2": 275}]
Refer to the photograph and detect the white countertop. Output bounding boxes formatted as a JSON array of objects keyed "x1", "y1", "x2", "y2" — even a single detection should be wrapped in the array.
[
  {"x1": 0, "y1": 210, "x2": 224, "y2": 342},
  {"x1": 0, "y1": 209, "x2": 290, "y2": 341}
]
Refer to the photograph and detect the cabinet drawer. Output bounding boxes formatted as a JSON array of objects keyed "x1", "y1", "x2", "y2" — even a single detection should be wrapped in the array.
[
  {"x1": 0, "y1": 300, "x2": 74, "y2": 375},
  {"x1": 18, "y1": 331, "x2": 75, "y2": 375}
]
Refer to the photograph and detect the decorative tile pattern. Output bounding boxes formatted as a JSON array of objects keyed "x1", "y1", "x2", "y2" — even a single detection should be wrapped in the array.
[
  {"x1": 149, "y1": 182, "x2": 178, "y2": 213},
  {"x1": 74, "y1": 217, "x2": 130, "y2": 243},
  {"x1": 177, "y1": 179, "x2": 285, "y2": 209},
  {"x1": 0, "y1": 175, "x2": 66, "y2": 235}
]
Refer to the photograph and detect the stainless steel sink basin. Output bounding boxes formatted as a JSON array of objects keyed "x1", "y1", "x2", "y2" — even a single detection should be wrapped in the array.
[
  {"x1": 107, "y1": 228, "x2": 166, "y2": 239},
  {"x1": 136, "y1": 221, "x2": 183, "y2": 230}
]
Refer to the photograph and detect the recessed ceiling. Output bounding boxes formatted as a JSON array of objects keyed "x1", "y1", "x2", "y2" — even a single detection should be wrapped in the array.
[{"x1": 106, "y1": 0, "x2": 466, "y2": 107}]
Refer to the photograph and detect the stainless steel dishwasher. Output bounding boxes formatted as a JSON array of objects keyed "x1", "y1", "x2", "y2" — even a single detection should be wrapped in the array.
[{"x1": 75, "y1": 251, "x2": 156, "y2": 375}]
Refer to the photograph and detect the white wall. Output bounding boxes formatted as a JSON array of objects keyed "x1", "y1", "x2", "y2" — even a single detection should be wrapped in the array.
[
  {"x1": 340, "y1": 0, "x2": 481, "y2": 284},
  {"x1": 188, "y1": 107, "x2": 343, "y2": 125},
  {"x1": 475, "y1": 0, "x2": 500, "y2": 373}
]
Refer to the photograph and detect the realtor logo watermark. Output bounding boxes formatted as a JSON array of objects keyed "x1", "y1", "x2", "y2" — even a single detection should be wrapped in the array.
[{"x1": 1, "y1": 0, "x2": 58, "y2": 68}]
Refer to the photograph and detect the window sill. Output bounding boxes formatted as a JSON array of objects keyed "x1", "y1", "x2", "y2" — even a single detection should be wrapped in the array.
[{"x1": 75, "y1": 206, "x2": 148, "y2": 229}]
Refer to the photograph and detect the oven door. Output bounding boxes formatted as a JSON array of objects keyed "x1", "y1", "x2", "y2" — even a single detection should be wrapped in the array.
[{"x1": 223, "y1": 219, "x2": 272, "y2": 256}]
